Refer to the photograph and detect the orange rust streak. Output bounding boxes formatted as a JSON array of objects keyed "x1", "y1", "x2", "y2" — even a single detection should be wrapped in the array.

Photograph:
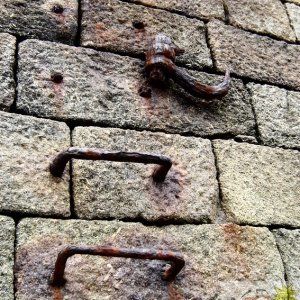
[{"x1": 52, "y1": 286, "x2": 63, "y2": 300}]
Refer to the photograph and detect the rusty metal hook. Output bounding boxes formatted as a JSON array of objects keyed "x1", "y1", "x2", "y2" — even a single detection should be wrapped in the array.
[
  {"x1": 144, "y1": 33, "x2": 231, "y2": 99},
  {"x1": 49, "y1": 246, "x2": 185, "y2": 286},
  {"x1": 50, "y1": 147, "x2": 172, "y2": 182}
]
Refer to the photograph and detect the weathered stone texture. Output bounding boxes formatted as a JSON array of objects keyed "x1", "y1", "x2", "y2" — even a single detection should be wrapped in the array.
[
  {"x1": 16, "y1": 218, "x2": 284, "y2": 299},
  {"x1": 81, "y1": 0, "x2": 212, "y2": 70},
  {"x1": 0, "y1": 33, "x2": 16, "y2": 111},
  {"x1": 0, "y1": 0, "x2": 78, "y2": 44},
  {"x1": 72, "y1": 127, "x2": 218, "y2": 222},
  {"x1": 273, "y1": 229, "x2": 300, "y2": 294},
  {"x1": 0, "y1": 111, "x2": 70, "y2": 217},
  {"x1": 17, "y1": 39, "x2": 255, "y2": 137},
  {"x1": 0, "y1": 216, "x2": 14, "y2": 300},
  {"x1": 213, "y1": 140, "x2": 300, "y2": 227},
  {"x1": 225, "y1": 0, "x2": 295, "y2": 41},
  {"x1": 126, "y1": 0, "x2": 224, "y2": 20},
  {"x1": 208, "y1": 20, "x2": 300, "y2": 90},
  {"x1": 248, "y1": 83, "x2": 300, "y2": 149},
  {"x1": 285, "y1": 0, "x2": 300, "y2": 4},
  {"x1": 286, "y1": 3, "x2": 300, "y2": 42}
]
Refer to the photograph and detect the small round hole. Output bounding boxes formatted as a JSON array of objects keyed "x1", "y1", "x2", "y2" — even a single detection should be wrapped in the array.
[
  {"x1": 51, "y1": 73, "x2": 64, "y2": 84},
  {"x1": 132, "y1": 20, "x2": 145, "y2": 29},
  {"x1": 52, "y1": 4, "x2": 64, "y2": 14}
]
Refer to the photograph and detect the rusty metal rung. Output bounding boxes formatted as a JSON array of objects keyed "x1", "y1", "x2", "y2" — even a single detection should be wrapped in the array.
[
  {"x1": 49, "y1": 245, "x2": 185, "y2": 287},
  {"x1": 50, "y1": 147, "x2": 172, "y2": 182}
]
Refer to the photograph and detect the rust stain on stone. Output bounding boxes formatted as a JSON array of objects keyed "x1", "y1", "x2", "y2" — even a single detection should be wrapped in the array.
[
  {"x1": 95, "y1": 22, "x2": 107, "y2": 31},
  {"x1": 145, "y1": 162, "x2": 187, "y2": 216},
  {"x1": 223, "y1": 223, "x2": 243, "y2": 253},
  {"x1": 138, "y1": 81, "x2": 172, "y2": 122},
  {"x1": 15, "y1": 236, "x2": 68, "y2": 299},
  {"x1": 94, "y1": 23, "x2": 120, "y2": 44},
  {"x1": 168, "y1": 282, "x2": 184, "y2": 300},
  {"x1": 52, "y1": 286, "x2": 63, "y2": 300},
  {"x1": 223, "y1": 224, "x2": 252, "y2": 280}
]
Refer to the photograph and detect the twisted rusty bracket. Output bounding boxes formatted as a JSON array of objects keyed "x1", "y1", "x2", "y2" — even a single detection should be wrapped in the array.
[
  {"x1": 50, "y1": 147, "x2": 172, "y2": 182},
  {"x1": 49, "y1": 246, "x2": 185, "y2": 287},
  {"x1": 144, "y1": 33, "x2": 230, "y2": 99}
]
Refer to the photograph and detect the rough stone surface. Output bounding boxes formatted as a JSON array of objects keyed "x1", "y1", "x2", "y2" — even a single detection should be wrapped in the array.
[
  {"x1": 72, "y1": 127, "x2": 218, "y2": 222},
  {"x1": 0, "y1": 33, "x2": 16, "y2": 111},
  {"x1": 225, "y1": 0, "x2": 295, "y2": 41},
  {"x1": 127, "y1": 0, "x2": 224, "y2": 20},
  {"x1": 15, "y1": 218, "x2": 285, "y2": 299},
  {"x1": 208, "y1": 20, "x2": 300, "y2": 91},
  {"x1": 0, "y1": 0, "x2": 78, "y2": 44},
  {"x1": 17, "y1": 39, "x2": 255, "y2": 137},
  {"x1": 273, "y1": 229, "x2": 300, "y2": 294},
  {"x1": 286, "y1": 3, "x2": 300, "y2": 42},
  {"x1": 248, "y1": 83, "x2": 300, "y2": 149},
  {"x1": 285, "y1": 0, "x2": 300, "y2": 4},
  {"x1": 0, "y1": 111, "x2": 70, "y2": 217},
  {"x1": 0, "y1": 216, "x2": 14, "y2": 300},
  {"x1": 213, "y1": 140, "x2": 300, "y2": 227},
  {"x1": 81, "y1": 0, "x2": 212, "y2": 70}
]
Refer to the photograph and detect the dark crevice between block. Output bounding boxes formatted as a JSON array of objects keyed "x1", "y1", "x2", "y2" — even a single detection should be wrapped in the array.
[
  {"x1": 225, "y1": 20, "x2": 300, "y2": 45},
  {"x1": 273, "y1": 237, "x2": 289, "y2": 288},
  {"x1": 285, "y1": 2, "x2": 298, "y2": 43},
  {"x1": 80, "y1": 44, "x2": 146, "y2": 60},
  {"x1": 240, "y1": 222, "x2": 300, "y2": 231},
  {"x1": 13, "y1": 218, "x2": 18, "y2": 300},
  {"x1": 69, "y1": 127, "x2": 76, "y2": 218},
  {"x1": 222, "y1": 0, "x2": 230, "y2": 25},
  {"x1": 245, "y1": 85, "x2": 263, "y2": 145},
  {"x1": 211, "y1": 143, "x2": 228, "y2": 224},
  {"x1": 0, "y1": 211, "x2": 72, "y2": 222},
  {"x1": 9, "y1": 36, "x2": 22, "y2": 113},
  {"x1": 74, "y1": 0, "x2": 82, "y2": 46},
  {"x1": 204, "y1": 25, "x2": 218, "y2": 73},
  {"x1": 2, "y1": 210, "x2": 300, "y2": 230},
  {"x1": 234, "y1": 72, "x2": 300, "y2": 94}
]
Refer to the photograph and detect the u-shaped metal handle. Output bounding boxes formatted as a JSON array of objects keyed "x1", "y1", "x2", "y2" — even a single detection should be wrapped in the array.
[
  {"x1": 49, "y1": 245, "x2": 185, "y2": 287},
  {"x1": 50, "y1": 147, "x2": 172, "y2": 182}
]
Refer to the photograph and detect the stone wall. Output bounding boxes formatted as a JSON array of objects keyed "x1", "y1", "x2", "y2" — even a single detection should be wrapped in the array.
[{"x1": 0, "y1": 0, "x2": 299, "y2": 299}]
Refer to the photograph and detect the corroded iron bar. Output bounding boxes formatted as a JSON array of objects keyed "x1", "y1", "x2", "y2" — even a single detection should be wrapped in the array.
[
  {"x1": 145, "y1": 33, "x2": 231, "y2": 98},
  {"x1": 171, "y1": 67, "x2": 230, "y2": 98},
  {"x1": 50, "y1": 246, "x2": 185, "y2": 287},
  {"x1": 50, "y1": 147, "x2": 172, "y2": 182}
]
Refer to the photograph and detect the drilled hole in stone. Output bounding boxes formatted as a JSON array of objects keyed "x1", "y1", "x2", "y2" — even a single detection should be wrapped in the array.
[
  {"x1": 52, "y1": 4, "x2": 64, "y2": 14},
  {"x1": 51, "y1": 73, "x2": 64, "y2": 84},
  {"x1": 132, "y1": 20, "x2": 145, "y2": 29}
]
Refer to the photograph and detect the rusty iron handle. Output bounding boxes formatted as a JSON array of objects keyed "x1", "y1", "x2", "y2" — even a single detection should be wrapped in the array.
[
  {"x1": 50, "y1": 147, "x2": 172, "y2": 182},
  {"x1": 144, "y1": 33, "x2": 230, "y2": 99},
  {"x1": 49, "y1": 246, "x2": 185, "y2": 286}
]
